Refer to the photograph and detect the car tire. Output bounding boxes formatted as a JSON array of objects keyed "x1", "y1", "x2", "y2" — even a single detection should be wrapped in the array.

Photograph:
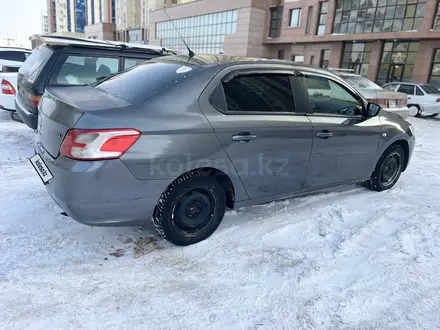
[
  {"x1": 408, "y1": 105, "x2": 421, "y2": 117},
  {"x1": 367, "y1": 145, "x2": 404, "y2": 192},
  {"x1": 425, "y1": 113, "x2": 438, "y2": 118},
  {"x1": 10, "y1": 112, "x2": 22, "y2": 123},
  {"x1": 152, "y1": 172, "x2": 226, "y2": 246}
]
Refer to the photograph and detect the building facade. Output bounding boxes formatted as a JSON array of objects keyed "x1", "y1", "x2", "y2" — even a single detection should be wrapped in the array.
[
  {"x1": 47, "y1": 0, "x2": 116, "y2": 35},
  {"x1": 41, "y1": 10, "x2": 49, "y2": 35},
  {"x1": 146, "y1": 0, "x2": 440, "y2": 88}
]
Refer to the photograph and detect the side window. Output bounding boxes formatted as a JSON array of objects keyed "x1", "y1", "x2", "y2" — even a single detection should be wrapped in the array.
[
  {"x1": 383, "y1": 84, "x2": 397, "y2": 91},
  {"x1": 222, "y1": 74, "x2": 295, "y2": 113},
  {"x1": 397, "y1": 84, "x2": 415, "y2": 95},
  {"x1": 304, "y1": 75, "x2": 363, "y2": 116},
  {"x1": 0, "y1": 51, "x2": 28, "y2": 62},
  {"x1": 50, "y1": 55, "x2": 119, "y2": 85},
  {"x1": 124, "y1": 58, "x2": 147, "y2": 69},
  {"x1": 416, "y1": 87, "x2": 424, "y2": 96}
]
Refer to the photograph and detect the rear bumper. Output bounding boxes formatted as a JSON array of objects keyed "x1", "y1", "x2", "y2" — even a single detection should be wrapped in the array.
[
  {"x1": 35, "y1": 141, "x2": 171, "y2": 227},
  {"x1": 0, "y1": 94, "x2": 16, "y2": 111},
  {"x1": 15, "y1": 95, "x2": 37, "y2": 129}
]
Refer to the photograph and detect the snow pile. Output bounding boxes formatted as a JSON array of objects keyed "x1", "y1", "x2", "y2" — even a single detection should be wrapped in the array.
[{"x1": 1, "y1": 112, "x2": 440, "y2": 329}]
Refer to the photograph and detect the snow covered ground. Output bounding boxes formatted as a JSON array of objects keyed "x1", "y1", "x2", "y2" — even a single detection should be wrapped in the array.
[{"x1": 1, "y1": 111, "x2": 440, "y2": 329}]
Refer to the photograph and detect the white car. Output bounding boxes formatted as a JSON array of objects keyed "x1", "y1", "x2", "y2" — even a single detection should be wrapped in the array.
[
  {"x1": 382, "y1": 82, "x2": 440, "y2": 118},
  {"x1": 0, "y1": 47, "x2": 31, "y2": 118},
  {"x1": 329, "y1": 70, "x2": 409, "y2": 119}
]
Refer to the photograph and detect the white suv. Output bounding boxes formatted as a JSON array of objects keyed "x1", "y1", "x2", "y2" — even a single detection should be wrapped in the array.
[{"x1": 382, "y1": 82, "x2": 440, "y2": 118}]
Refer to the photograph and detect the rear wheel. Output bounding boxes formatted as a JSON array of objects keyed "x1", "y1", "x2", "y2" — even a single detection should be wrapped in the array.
[
  {"x1": 152, "y1": 172, "x2": 226, "y2": 246},
  {"x1": 425, "y1": 113, "x2": 438, "y2": 118},
  {"x1": 367, "y1": 145, "x2": 404, "y2": 192},
  {"x1": 10, "y1": 112, "x2": 22, "y2": 123},
  {"x1": 408, "y1": 105, "x2": 421, "y2": 117}
]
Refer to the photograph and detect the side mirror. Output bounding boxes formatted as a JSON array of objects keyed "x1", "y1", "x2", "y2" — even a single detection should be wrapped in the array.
[{"x1": 367, "y1": 102, "x2": 381, "y2": 117}]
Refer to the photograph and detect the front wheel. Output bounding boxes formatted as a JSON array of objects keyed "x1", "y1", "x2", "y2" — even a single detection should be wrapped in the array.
[
  {"x1": 367, "y1": 145, "x2": 404, "y2": 192},
  {"x1": 152, "y1": 172, "x2": 226, "y2": 246}
]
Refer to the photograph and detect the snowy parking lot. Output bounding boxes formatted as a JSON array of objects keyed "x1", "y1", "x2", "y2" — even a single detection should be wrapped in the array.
[{"x1": 1, "y1": 111, "x2": 440, "y2": 329}]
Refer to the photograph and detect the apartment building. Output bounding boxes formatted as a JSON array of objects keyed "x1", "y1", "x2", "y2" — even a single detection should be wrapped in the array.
[
  {"x1": 41, "y1": 10, "x2": 49, "y2": 35},
  {"x1": 146, "y1": 0, "x2": 440, "y2": 87},
  {"x1": 47, "y1": 0, "x2": 116, "y2": 35},
  {"x1": 116, "y1": 0, "x2": 195, "y2": 43}
]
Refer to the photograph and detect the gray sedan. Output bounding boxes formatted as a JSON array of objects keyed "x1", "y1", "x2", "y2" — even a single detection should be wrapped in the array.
[{"x1": 30, "y1": 55, "x2": 415, "y2": 246}]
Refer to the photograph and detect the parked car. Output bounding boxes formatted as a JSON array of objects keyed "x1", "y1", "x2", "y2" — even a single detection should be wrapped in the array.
[
  {"x1": 30, "y1": 55, "x2": 415, "y2": 246},
  {"x1": 382, "y1": 82, "x2": 440, "y2": 117},
  {"x1": 0, "y1": 47, "x2": 31, "y2": 117},
  {"x1": 329, "y1": 69, "x2": 409, "y2": 119},
  {"x1": 15, "y1": 35, "x2": 176, "y2": 129}
]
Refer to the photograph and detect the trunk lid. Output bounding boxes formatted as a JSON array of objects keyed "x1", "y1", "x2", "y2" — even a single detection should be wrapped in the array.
[
  {"x1": 38, "y1": 85, "x2": 130, "y2": 158},
  {"x1": 357, "y1": 88, "x2": 407, "y2": 107}
]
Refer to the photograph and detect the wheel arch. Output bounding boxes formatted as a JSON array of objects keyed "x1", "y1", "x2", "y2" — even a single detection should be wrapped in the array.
[{"x1": 390, "y1": 139, "x2": 410, "y2": 172}]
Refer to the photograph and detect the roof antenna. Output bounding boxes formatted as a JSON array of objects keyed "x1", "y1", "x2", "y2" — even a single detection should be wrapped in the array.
[{"x1": 162, "y1": 5, "x2": 195, "y2": 60}]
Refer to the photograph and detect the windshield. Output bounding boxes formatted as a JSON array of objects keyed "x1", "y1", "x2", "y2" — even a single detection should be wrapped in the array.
[
  {"x1": 340, "y1": 75, "x2": 382, "y2": 90},
  {"x1": 420, "y1": 84, "x2": 440, "y2": 94}
]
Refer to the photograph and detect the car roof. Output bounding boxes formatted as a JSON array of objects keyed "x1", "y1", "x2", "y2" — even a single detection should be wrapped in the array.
[
  {"x1": 155, "y1": 54, "x2": 340, "y2": 77},
  {"x1": 37, "y1": 35, "x2": 177, "y2": 55},
  {"x1": 0, "y1": 47, "x2": 32, "y2": 52}
]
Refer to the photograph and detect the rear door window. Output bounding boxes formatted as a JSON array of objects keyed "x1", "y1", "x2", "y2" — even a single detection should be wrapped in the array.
[
  {"x1": 50, "y1": 55, "x2": 119, "y2": 85},
  {"x1": 222, "y1": 74, "x2": 295, "y2": 113},
  {"x1": 0, "y1": 51, "x2": 30, "y2": 62},
  {"x1": 124, "y1": 58, "x2": 147, "y2": 70},
  {"x1": 18, "y1": 45, "x2": 53, "y2": 84},
  {"x1": 397, "y1": 84, "x2": 415, "y2": 95}
]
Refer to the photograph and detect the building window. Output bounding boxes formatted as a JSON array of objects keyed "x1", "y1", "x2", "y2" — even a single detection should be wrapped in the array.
[
  {"x1": 333, "y1": 0, "x2": 426, "y2": 35},
  {"x1": 289, "y1": 8, "x2": 302, "y2": 27},
  {"x1": 75, "y1": 0, "x2": 87, "y2": 33},
  {"x1": 66, "y1": 0, "x2": 71, "y2": 31},
  {"x1": 292, "y1": 55, "x2": 304, "y2": 63},
  {"x1": 320, "y1": 49, "x2": 330, "y2": 68},
  {"x1": 112, "y1": 0, "x2": 116, "y2": 24},
  {"x1": 376, "y1": 41, "x2": 418, "y2": 86},
  {"x1": 317, "y1": 2, "x2": 328, "y2": 36},
  {"x1": 305, "y1": 6, "x2": 313, "y2": 34},
  {"x1": 91, "y1": 0, "x2": 95, "y2": 25},
  {"x1": 278, "y1": 49, "x2": 285, "y2": 59},
  {"x1": 269, "y1": 6, "x2": 283, "y2": 38},
  {"x1": 429, "y1": 49, "x2": 440, "y2": 88},
  {"x1": 52, "y1": 0, "x2": 57, "y2": 33},
  {"x1": 156, "y1": 10, "x2": 238, "y2": 54},
  {"x1": 341, "y1": 42, "x2": 372, "y2": 77},
  {"x1": 434, "y1": 1, "x2": 440, "y2": 30}
]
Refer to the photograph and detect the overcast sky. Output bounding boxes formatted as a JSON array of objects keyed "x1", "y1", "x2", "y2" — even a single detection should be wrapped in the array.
[{"x1": 0, "y1": 0, "x2": 46, "y2": 48}]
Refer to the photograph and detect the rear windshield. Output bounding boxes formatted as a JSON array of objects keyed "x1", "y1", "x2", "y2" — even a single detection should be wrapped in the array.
[
  {"x1": 96, "y1": 61, "x2": 201, "y2": 104},
  {"x1": 18, "y1": 45, "x2": 53, "y2": 83},
  {"x1": 339, "y1": 75, "x2": 382, "y2": 89},
  {"x1": 0, "y1": 50, "x2": 30, "y2": 62},
  {"x1": 420, "y1": 84, "x2": 440, "y2": 94}
]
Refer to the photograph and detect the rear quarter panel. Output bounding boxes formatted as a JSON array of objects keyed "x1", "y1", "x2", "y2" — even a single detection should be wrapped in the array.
[{"x1": 75, "y1": 67, "x2": 250, "y2": 202}]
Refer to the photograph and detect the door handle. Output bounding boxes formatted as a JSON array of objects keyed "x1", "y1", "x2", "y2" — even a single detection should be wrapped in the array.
[
  {"x1": 232, "y1": 132, "x2": 258, "y2": 143},
  {"x1": 316, "y1": 131, "x2": 334, "y2": 139},
  {"x1": 408, "y1": 97, "x2": 411, "y2": 99}
]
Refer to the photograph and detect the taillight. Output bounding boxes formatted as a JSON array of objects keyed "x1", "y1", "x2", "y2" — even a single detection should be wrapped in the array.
[
  {"x1": 369, "y1": 98, "x2": 388, "y2": 106},
  {"x1": 29, "y1": 94, "x2": 41, "y2": 108},
  {"x1": 398, "y1": 98, "x2": 407, "y2": 106},
  {"x1": 1, "y1": 79, "x2": 15, "y2": 95},
  {"x1": 436, "y1": 98, "x2": 440, "y2": 103},
  {"x1": 60, "y1": 128, "x2": 141, "y2": 160}
]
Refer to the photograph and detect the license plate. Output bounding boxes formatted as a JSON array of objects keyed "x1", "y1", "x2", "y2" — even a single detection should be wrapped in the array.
[
  {"x1": 29, "y1": 154, "x2": 54, "y2": 184},
  {"x1": 388, "y1": 100, "x2": 397, "y2": 107}
]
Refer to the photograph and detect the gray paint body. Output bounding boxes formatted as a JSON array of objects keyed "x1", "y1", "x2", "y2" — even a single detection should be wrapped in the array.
[{"x1": 35, "y1": 56, "x2": 415, "y2": 226}]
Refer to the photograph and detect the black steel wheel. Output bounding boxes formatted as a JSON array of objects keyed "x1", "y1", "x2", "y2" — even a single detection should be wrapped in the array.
[
  {"x1": 153, "y1": 172, "x2": 226, "y2": 246},
  {"x1": 367, "y1": 145, "x2": 404, "y2": 192}
]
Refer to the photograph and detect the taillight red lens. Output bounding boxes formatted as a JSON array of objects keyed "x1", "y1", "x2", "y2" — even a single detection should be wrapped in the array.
[
  {"x1": 1, "y1": 79, "x2": 15, "y2": 95},
  {"x1": 60, "y1": 128, "x2": 141, "y2": 160},
  {"x1": 398, "y1": 98, "x2": 407, "y2": 106},
  {"x1": 369, "y1": 98, "x2": 387, "y2": 106},
  {"x1": 436, "y1": 98, "x2": 440, "y2": 103}
]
